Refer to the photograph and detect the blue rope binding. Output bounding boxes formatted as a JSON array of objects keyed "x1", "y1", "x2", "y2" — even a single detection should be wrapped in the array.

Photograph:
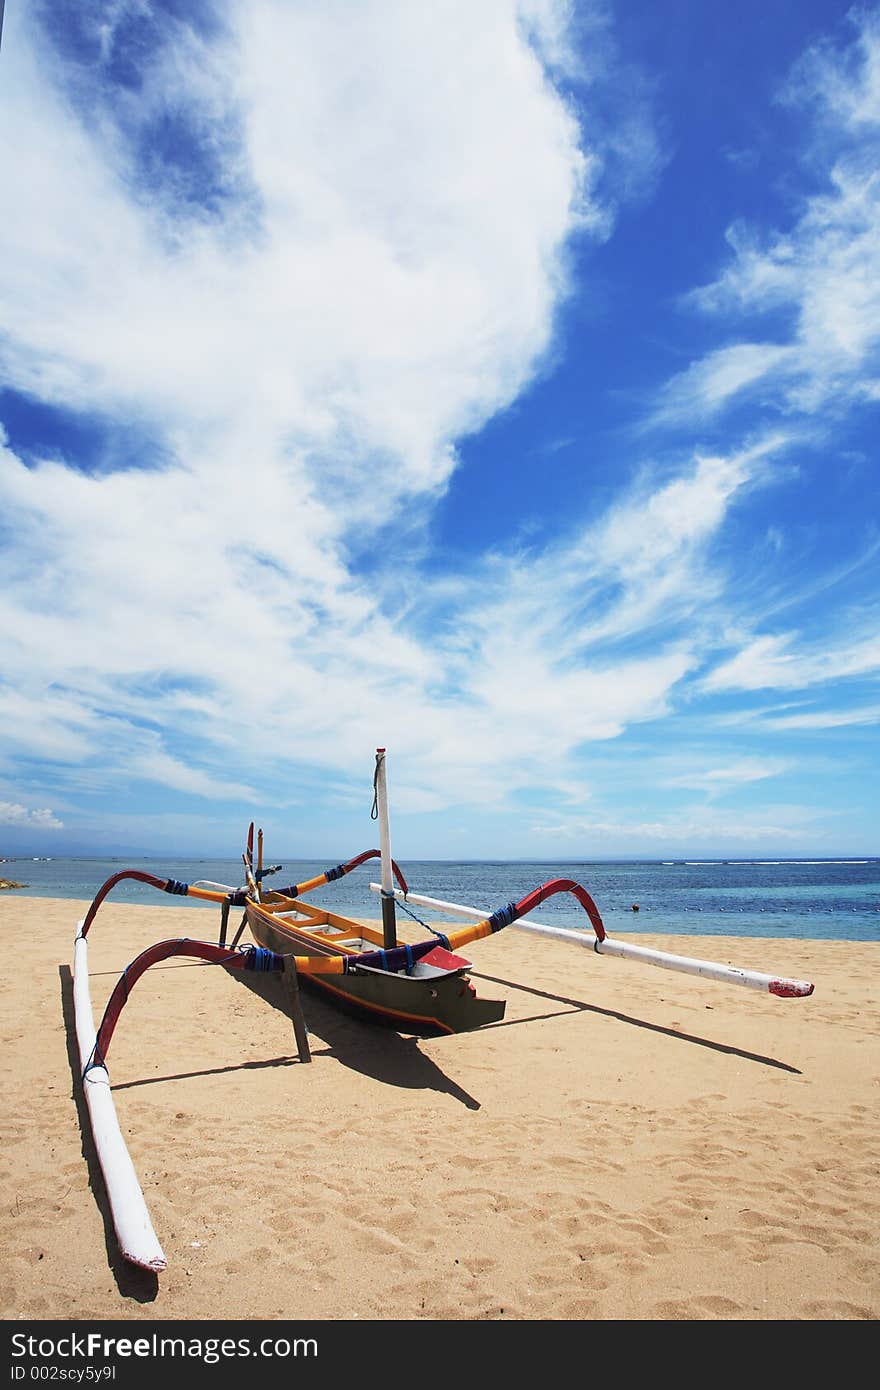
[
  {"x1": 487, "y1": 901, "x2": 518, "y2": 933},
  {"x1": 244, "y1": 946, "x2": 285, "y2": 972}
]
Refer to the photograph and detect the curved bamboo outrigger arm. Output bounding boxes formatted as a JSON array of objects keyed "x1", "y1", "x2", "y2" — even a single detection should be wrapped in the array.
[
  {"x1": 80, "y1": 869, "x2": 243, "y2": 937},
  {"x1": 79, "y1": 846, "x2": 410, "y2": 942},
  {"x1": 89, "y1": 940, "x2": 287, "y2": 1068},
  {"x1": 271, "y1": 847, "x2": 409, "y2": 900}
]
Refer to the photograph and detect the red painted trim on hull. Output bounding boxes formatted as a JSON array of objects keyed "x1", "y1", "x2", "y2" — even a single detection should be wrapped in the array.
[{"x1": 292, "y1": 970, "x2": 456, "y2": 1035}]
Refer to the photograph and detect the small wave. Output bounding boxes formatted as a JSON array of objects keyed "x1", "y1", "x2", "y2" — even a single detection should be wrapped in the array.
[{"x1": 743, "y1": 859, "x2": 869, "y2": 866}]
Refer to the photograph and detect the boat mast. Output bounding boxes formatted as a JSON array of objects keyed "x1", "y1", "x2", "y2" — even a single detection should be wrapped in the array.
[{"x1": 374, "y1": 747, "x2": 398, "y2": 949}]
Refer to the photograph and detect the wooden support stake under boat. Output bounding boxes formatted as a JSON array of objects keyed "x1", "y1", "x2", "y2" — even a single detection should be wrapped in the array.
[
  {"x1": 283, "y1": 958, "x2": 312, "y2": 1064},
  {"x1": 218, "y1": 898, "x2": 230, "y2": 946}
]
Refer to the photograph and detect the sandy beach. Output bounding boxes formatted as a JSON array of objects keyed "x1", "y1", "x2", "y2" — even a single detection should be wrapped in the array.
[{"x1": 1, "y1": 894, "x2": 877, "y2": 1322}]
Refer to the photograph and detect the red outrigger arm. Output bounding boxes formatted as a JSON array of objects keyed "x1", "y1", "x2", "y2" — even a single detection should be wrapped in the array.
[
  {"x1": 78, "y1": 868, "x2": 248, "y2": 937},
  {"x1": 79, "y1": 849, "x2": 409, "y2": 939},
  {"x1": 273, "y1": 848, "x2": 409, "y2": 899},
  {"x1": 513, "y1": 879, "x2": 606, "y2": 940},
  {"x1": 88, "y1": 940, "x2": 286, "y2": 1069},
  {"x1": 332, "y1": 878, "x2": 608, "y2": 976}
]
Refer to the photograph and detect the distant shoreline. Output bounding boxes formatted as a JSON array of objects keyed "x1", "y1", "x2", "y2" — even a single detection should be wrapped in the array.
[{"x1": 1, "y1": 854, "x2": 878, "y2": 864}]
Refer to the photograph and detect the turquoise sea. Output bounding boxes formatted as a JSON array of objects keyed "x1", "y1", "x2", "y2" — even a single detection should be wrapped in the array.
[{"x1": 2, "y1": 854, "x2": 878, "y2": 941}]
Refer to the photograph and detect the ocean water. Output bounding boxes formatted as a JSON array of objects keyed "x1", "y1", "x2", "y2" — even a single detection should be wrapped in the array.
[{"x1": 2, "y1": 854, "x2": 878, "y2": 941}]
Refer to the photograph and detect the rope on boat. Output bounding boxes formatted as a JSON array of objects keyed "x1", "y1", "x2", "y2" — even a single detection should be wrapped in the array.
[
  {"x1": 344, "y1": 878, "x2": 608, "y2": 977},
  {"x1": 82, "y1": 1041, "x2": 107, "y2": 1080},
  {"x1": 394, "y1": 893, "x2": 451, "y2": 950}
]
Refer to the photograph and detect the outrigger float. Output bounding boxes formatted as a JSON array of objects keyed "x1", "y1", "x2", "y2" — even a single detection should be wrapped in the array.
[{"x1": 73, "y1": 749, "x2": 814, "y2": 1272}]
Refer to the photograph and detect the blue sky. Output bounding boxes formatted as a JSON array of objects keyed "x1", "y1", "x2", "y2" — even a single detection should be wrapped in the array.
[{"x1": 0, "y1": 0, "x2": 878, "y2": 859}]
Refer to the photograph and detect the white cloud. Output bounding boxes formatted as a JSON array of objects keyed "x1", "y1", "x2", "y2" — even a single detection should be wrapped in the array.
[
  {"x1": 126, "y1": 748, "x2": 259, "y2": 803},
  {"x1": 0, "y1": 430, "x2": 768, "y2": 815},
  {"x1": 653, "y1": 343, "x2": 794, "y2": 422},
  {"x1": 783, "y1": 6, "x2": 880, "y2": 134},
  {"x1": 0, "y1": 802, "x2": 64, "y2": 830},
  {"x1": 665, "y1": 758, "x2": 789, "y2": 792},
  {"x1": 529, "y1": 809, "x2": 812, "y2": 846},
  {"x1": 456, "y1": 438, "x2": 782, "y2": 673},
  {"x1": 759, "y1": 704, "x2": 880, "y2": 730},
  {"x1": 0, "y1": 1, "x2": 678, "y2": 819},
  {"x1": 0, "y1": 1, "x2": 596, "y2": 505},
  {"x1": 670, "y1": 10, "x2": 880, "y2": 421},
  {"x1": 703, "y1": 631, "x2": 880, "y2": 692},
  {"x1": 1, "y1": 2, "x2": 870, "y2": 850}
]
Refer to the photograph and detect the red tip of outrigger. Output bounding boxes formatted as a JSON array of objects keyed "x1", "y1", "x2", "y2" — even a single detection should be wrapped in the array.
[{"x1": 770, "y1": 979, "x2": 814, "y2": 997}]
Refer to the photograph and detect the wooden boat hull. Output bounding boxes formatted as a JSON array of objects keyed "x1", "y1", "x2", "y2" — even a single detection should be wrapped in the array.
[{"x1": 246, "y1": 899, "x2": 506, "y2": 1036}]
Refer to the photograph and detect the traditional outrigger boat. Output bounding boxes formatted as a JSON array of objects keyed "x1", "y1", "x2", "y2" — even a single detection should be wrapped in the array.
[{"x1": 72, "y1": 749, "x2": 815, "y2": 1273}]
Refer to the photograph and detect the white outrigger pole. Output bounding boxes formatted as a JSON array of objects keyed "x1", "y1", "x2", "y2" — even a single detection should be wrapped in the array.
[
  {"x1": 73, "y1": 922, "x2": 167, "y2": 1272},
  {"x1": 369, "y1": 886, "x2": 814, "y2": 998}
]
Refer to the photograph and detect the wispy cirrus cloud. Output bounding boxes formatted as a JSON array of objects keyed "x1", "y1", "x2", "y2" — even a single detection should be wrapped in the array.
[
  {"x1": 657, "y1": 8, "x2": 880, "y2": 423},
  {"x1": 453, "y1": 436, "x2": 783, "y2": 667},
  {"x1": 758, "y1": 704, "x2": 880, "y2": 730},
  {"x1": 664, "y1": 757, "x2": 790, "y2": 792},
  {"x1": 651, "y1": 343, "x2": 795, "y2": 424},
  {"x1": 703, "y1": 630, "x2": 880, "y2": 693},
  {"x1": 529, "y1": 810, "x2": 813, "y2": 847}
]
